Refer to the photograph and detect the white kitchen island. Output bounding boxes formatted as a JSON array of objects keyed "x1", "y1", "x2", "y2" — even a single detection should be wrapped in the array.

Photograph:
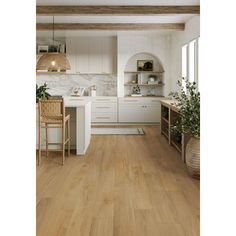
[
  {"x1": 36, "y1": 100, "x2": 91, "y2": 156},
  {"x1": 65, "y1": 100, "x2": 91, "y2": 155}
]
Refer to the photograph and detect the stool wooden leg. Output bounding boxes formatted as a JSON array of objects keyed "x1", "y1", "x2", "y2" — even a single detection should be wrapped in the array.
[
  {"x1": 38, "y1": 123, "x2": 41, "y2": 165},
  {"x1": 68, "y1": 119, "x2": 70, "y2": 157},
  {"x1": 62, "y1": 124, "x2": 65, "y2": 165},
  {"x1": 46, "y1": 124, "x2": 48, "y2": 157}
]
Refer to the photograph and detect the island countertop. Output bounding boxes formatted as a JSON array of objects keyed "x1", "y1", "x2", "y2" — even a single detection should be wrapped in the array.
[
  {"x1": 160, "y1": 99, "x2": 180, "y2": 113},
  {"x1": 64, "y1": 100, "x2": 91, "y2": 108},
  {"x1": 36, "y1": 100, "x2": 91, "y2": 108}
]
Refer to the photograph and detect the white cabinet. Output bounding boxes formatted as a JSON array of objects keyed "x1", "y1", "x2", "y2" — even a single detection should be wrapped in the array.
[
  {"x1": 102, "y1": 37, "x2": 116, "y2": 74},
  {"x1": 65, "y1": 97, "x2": 118, "y2": 123},
  {"x1": 88, "y1": 38, "x2": 102, "y2": 73},
  {"x1": 66, "y1": 37, "x2": 116, "y2": 74},
  {"x1": 118, "y1": 98, "x2": 161, "y2": 123},
  {"x1": 66, "y1": 38, "x2": 77, "y2": 74},
  {"x1": 77, "y1": 37, "x2": 89, "y2": 73},
  {"x1": 92, "y1": 97, "x2": 117, "y2": 123}
]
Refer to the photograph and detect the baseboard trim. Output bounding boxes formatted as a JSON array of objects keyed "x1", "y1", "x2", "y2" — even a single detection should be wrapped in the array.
[{"x1": 92, "y1": 122, "x2": 160, "y2": 126}]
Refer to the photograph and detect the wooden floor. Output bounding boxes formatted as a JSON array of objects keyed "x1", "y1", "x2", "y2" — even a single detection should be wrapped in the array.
[{"x1": 37, "y1": 125, "x2": 199, "y2": 236}]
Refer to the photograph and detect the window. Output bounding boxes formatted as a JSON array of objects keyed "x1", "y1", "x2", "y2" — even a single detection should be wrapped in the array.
[
  {"x1": 182, "y1": 44, "x2": 188, "y2": 92},
  {"x1": 182, "y1": 38, "x2": 199, "y2": 90}
]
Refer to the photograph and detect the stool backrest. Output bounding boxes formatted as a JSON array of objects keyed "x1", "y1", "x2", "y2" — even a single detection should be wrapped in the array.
[{"x1": 38, "y1": 99, "x2": 65, "y2": 120}]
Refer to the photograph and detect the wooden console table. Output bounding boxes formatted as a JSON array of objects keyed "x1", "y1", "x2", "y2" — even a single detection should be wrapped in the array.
[{"x1": 160, "y1": 99, "x2": 191, "y2": 162}]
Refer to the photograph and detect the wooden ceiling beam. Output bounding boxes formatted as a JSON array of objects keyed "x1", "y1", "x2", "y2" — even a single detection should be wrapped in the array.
[
  {"x1": 36, "y1": 5, "x2": 200, "y2": 16},
  {"x1": 37, "y1": 23, "x2": 185, "y2": 31}
]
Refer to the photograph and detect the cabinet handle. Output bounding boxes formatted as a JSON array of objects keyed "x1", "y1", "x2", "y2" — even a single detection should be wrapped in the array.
[
  {"x1": 96, "y1": 117, "x2": 110, "y2": 119},
  {"x1": 124, "y1": 100, "x2": 138, "y2": 102},
  {"x1": 70, "y1": 98, "x2": 84, "y2": 100},
  {"x1": 96, "y1": 99, "x2": 111, "y2": 101},
  {"x1": 96, "y1": 107, "x2": 110, "y2": 109}
]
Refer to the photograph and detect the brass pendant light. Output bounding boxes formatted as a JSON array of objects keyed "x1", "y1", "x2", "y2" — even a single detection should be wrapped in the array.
[{"x1": 36, "y1": 16, "x2": 71, "y2": 72}]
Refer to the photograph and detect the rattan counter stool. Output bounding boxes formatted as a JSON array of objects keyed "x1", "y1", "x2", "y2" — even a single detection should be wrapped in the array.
[{"x1": 38, "y1": 99, "x2": 70, "y2": 165}]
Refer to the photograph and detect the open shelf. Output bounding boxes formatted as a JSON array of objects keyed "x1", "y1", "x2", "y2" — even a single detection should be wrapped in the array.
[
  {"x1": 161, "y1": 105, "x2": 169, "y2": 121},
  {"x1": 161, "y1": 117, "x2": 169, "y2": 123},
  {"x1": 161, "y1": 130, "x2": 169, "y2": 139},
  {"x1": 171, "y1": 140, "x2": 182, "y2": 153},
  {"x1": 124, "y1": 71, "x2": 164, "y2": 74},
  {"x1": 124, "y1": 53, "x2": 165, "y2": 97},
  {"x1": 124, "y1": 95, "x2": 164, "y2": 98}
]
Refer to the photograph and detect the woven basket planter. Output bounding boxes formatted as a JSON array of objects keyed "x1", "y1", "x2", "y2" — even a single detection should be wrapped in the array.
[{"x1": 186, "y1": 137, "x2": 200, "y2": 179}]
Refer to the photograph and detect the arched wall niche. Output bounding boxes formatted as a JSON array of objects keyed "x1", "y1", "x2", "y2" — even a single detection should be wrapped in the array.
[
  {"x1": 124, "y1": 52, "x2": 164, "y2": 72},
  {"x1": 122, "y1": 52, "x2": 165, "y2": 97}
]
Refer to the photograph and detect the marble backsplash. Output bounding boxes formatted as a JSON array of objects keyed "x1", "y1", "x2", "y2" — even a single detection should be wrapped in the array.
[{"x1": 36, "y1": 73, "x2": 117, "y2": 96}]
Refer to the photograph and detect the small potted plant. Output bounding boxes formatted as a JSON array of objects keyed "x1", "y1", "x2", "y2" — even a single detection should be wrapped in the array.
[
  {"x1": 36, "y1": 83, "x2": 51, "y2": 102},
  {"x1": 169, "y1": 78, "x2": 200, "y2": 178}
]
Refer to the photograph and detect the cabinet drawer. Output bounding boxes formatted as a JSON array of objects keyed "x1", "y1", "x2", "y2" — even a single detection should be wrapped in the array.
[
  {"x1": 119, "y1": 98, "x2": 161, "y2": 106},
  {"x1": 92, "y1": 103, "x2": 117, "y2": 113},
  {"x1": 92, "y1": 113, "x2": 117, "y2": 123},
  {"x1": 119, "y1": 99, "x2": 139, "y2": 105},
  {"x1": 94, "y1": 97, "x2": 117, "y2": 103}
]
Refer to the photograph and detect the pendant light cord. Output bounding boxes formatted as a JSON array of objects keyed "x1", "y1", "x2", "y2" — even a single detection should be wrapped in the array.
[{"x1": 52, "y1": 16, "x2": 54, "y2": 46}]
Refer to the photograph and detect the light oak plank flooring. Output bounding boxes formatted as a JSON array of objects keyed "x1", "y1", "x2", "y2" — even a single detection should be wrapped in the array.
[{"x1": 37, "y1": 125, "x2": 199, "y2": 236}]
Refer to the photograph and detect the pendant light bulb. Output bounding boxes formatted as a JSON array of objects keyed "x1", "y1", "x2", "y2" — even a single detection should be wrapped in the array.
[{"x1": 51, "y1": 59, "x2": 56, "y2": 66}]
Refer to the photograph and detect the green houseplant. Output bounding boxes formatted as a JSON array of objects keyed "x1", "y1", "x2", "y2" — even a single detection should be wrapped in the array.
[
  {"x1": 169, "y1": 78, "x2": 200, "y2": 178},
  {"x1": 36, "y1": 83, "x2": 51, "y2": 102}
]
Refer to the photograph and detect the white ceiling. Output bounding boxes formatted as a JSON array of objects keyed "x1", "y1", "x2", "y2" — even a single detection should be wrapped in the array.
[{"x1": 36, "y1": 0, "x2": 200, "y2": 6}]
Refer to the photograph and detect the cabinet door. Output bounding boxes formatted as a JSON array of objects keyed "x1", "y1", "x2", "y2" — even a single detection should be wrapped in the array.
[
  {"x1": 102, "y1": 37, "x2": 116, "y2": 74},
  {"x1": 77, "y1": 38, "x2": 89, "y2": 73},
  {"x1": 118, "y1": 100, "x2": 161, "y2": 123},
  {"x1": 66, "y1": 38, "x2": 77, "y2": 74},
  {"x1": 119, "y1": 105, "x2": 144, "y2": 122},
  {"x1": 142, "y1": 104, "x2": 161, "y2": 123},
  {"x1": 88, "y1": 38, "x2": 102, "y2": 73}
]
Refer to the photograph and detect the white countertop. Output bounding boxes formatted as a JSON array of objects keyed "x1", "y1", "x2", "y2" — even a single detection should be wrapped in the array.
[
  {"x1": 36, "y1": 100, "x2": 91, "y2": 108},
  {"x1": 64, "y1": 95, "x2": 117, "y2": 99},
  {"x1": 64, "y1": 100, "x2": 91, "y2": 107}
]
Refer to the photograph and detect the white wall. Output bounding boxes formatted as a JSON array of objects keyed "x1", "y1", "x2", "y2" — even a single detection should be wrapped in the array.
[
  {"x1": 170, "y1": 16, "x2": 200, "y2": 92},
  {"x1": 117, "y1": 34, "x2": 171, "y2": 97},
  {"x1": 36, "y1": 16, "x2": 200, "y2": 98}
]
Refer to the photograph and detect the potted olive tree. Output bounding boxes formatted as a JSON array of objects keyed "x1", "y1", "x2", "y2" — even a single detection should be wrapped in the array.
[{"x1": 169, "y1": 78, "x2": 200, "y2": 178}]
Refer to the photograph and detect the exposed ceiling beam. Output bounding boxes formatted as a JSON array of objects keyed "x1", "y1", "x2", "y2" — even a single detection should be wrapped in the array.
[
  {"x1": 36, "y1": 5, "x2": 200, "y2": 16},
  {"x1": 37, "y1": 23, "x2": 185, "y2": 31}
]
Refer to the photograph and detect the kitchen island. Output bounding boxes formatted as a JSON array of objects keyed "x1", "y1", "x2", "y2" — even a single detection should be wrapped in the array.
[
  {"x1": 36, "y1": 99, "x2": 91, "y2": 156},
  {"x1": 65, "y1": 99, "x2": 91, "y2": 155},
  {"x1": 160, "y1": 99, "x2": 191, "y2": 162}
]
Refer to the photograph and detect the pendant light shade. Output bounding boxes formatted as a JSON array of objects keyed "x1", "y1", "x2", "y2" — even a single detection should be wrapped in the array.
[
  {"x1": 36, "y1": 53, "x2": 71, "y2": 71},
  {"x1": 36, "y1": 16, "x2": 71, "y2": 72}
]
